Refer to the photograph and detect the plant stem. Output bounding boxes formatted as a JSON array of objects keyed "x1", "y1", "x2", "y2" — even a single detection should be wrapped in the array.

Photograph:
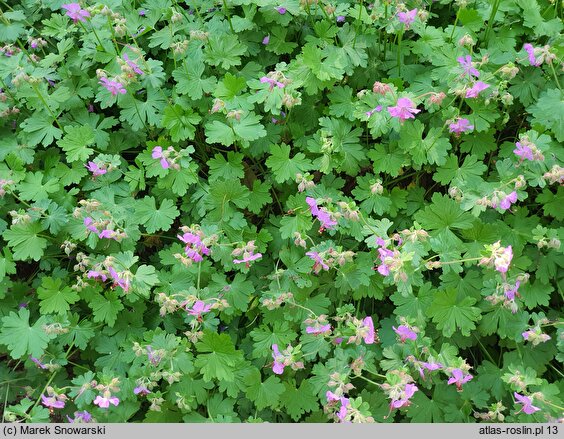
[{"x1": 31, "y1": 83, "x2": 62, "y2": 129}]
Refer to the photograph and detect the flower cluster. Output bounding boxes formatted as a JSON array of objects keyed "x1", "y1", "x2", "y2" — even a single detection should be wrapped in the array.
[
  {"x1": 232, "y1": 240, "x2": 262, "y2": 267},
  {"x1": 306, "y1": 197, "x2": 338, "y2": 231},
  {"x1": 305, "y1": 247, "x2": 354, "y2": 274},
  {"x1": 271, "y1": 344, "x2": 304, "y2": 375},
  {"x1": 479, "y1": 241, "x2": 513, "y2": 274},
  {"x1": 177, "y1": 227, "x2": 211, "y2": 265}
]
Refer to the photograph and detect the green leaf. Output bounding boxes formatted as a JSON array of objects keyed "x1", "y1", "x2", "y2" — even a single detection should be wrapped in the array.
[
  {"x1": 280, "y1": 381, "x2": 319, "y2": 421},
  {"x1": 173, "y1": 59, "x2": 216, "y2": 100},
  {"x1": 249, "y1": 322, "x2": 298, "y2": 359},
  {"x1": 195, "y1": 332, "x2": 245, "y2": 382},
  {"x1": 207, "y1": 152, "x2": 245, "y2": 182},
  {"x1": 161, "y1": 105, "x2": 201, "y2": 142},
  {"x1": 427, "y1": 289, "x2": 482, "y2": 337},
  {"x1": 37, "y1": 277, "x2": 80, "y2": 315},
  {"x1": 204, "y1": 35, "x2": 247, "y2": 69},
  {"x1": 20, "y1": 112, "x2": 63, "y2": 147},
  {"x1": 57, "y1": 125, "x2": 95, "y2": 162},
  {"x1": 135, "y1": 196, "x2": 179, "y2": 233},
  {"x1": 17, "y1": 172, "x2": 59, "y2": 202},
  {"x1": 89, "y1": 291, "x2": 124, "y2": 327},
  {"x1": 248, "y1": 180, "x2": 272, "y2": 214},
  {"x1": 0, "y1": 308, "x2": 55, "y2": 359},
  {"x1": 244, "y1": 371, "x2": 285, "y2": 410},
  {"x1": 266, "y1": 143, "x2": 313, "y2": 183},
  {"x1": 414, "y1": 193, "x2": 475, "y2": 234},
  {"x1": 3, "y1": 222, "x2": 48, "y2": 261},
  {"x1": 529, "y1": 89, "x2": 564, "y2": 142}
]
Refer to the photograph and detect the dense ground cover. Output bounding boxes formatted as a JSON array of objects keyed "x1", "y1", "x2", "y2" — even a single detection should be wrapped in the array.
[{"x1": 0, "y1": 0, "x2": 563, "y2": 424}]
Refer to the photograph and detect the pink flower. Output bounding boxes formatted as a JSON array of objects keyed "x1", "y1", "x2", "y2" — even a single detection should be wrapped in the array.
[
  {"x1": 306, "y1": 324, "x2": 331, "y2": 334},
  {"x1": 84, "y1": 217, "x2": 99, "y2": 233},
  {"x1": 326, "y1": 391, "x2": 340, "y2": 402},
  {"x1": 123, "y1": 54, "x2": 144, "y2": 75},
  {"x1": 67, "y1": 411, "x2": 92, "y2": 423},
  {"x1": 465, "y1": 81, "x2": 489, "y2": 98},
  {"x1": 499, "y1": 191, "x2": 518, "y2": 211},
  {"x1": 305, "y1": 197, "x2": 337, "y2": 230},
  {"x1": 30, "y1": 356, "x2": 48, "y2": 369},
  {"x1": 393, "y1": 325, "x2": 417, "y2": 342},
  {"x1": 419, "y1": 361, "x2": 443, "y2": 379},
  {"x1": 133, "y1": 385, "x2": 151, "y2": 396},
  {"x1": 391, "y1": 383, "x2": 418, "y2": 409},
  {"x1": 99, "y1": 77, "x2": 126, "y2": 96},
  {"x1": 62, "y1": 3, "x2": 90, "y2": 23},
  {"x1": 306, "y1": 251, "x2": 330, "y2": 273},
  {"x1": 514, "y1": 142, "x2": 534, "y2": 160},
  {"x1": 93, "y1": 396, "x2": 119, "y2": 408},
  {"x1": 98, "y1": 229, "x2": 118, "y2": 240},
  {"x1": 151, "y1": 146, "x2": 170, "y2": 169},
  {"x1": 187, "y1": 300, "x2": 212, "y2": 318},
  {"x1": 260, "y1": 76, "x2": 285, "y2": 90},
  {"x1": 397, "y1": 9, "x2": 417, "y2": 28},
  {"x1": 449, "y1": 118, "x2": 474, "y2": 135},
  {"x1": 457, "y1": 55, "x2": 480, "y2": 78},
  {"x1": 41, "y1": 394, "x2": 65, "y2": 409},
  {"x1": 178, "y1": 232, "x2": 210, "y2": 263},
  {"x1": 337, "y1": 397, "x2": 350, "y2": 422},
  {"x1": 521, "y1": 330, "x2": 533, "y2": 340},
  {"x1": 376, "y1": 247, "x2": 395, "y2": 276},
  {"x1": 233, "y1": 252, "x2": 262, "y2": 266},
  {"x1": 504, "y1": 280, "x2": 520, "y2": 301},
  {"x1": 87, "y1": 270, "x2": 107, "y2": 282},
  {"x1": 494, "y1": 245, "x2": 513, "y2": 273},
  {"x1": 514, "y1": 392, "x2": 540, "y2": 415},
  {"x1": 523, "y1": 44, "x2": 541, "y2": 66},
  {"x1": 271, "y1": 344, "x2": 285, "y2": 374},
  {"x1": 366, "y1": 105, "x2": 383, "y2": 117},
  {"x1": 388, "y1": 97, "x2": 420, "y2": 121},
  {"x1": 85, "y1": 161, "x2": 107, "y2": 177},
  {"x1": 276, "y1": 7, "x2": 286, "y2": 14},
  {"x1": 362, "y1": 316, "x2": 376, "y2": 344},
  {"x1": 447, "y1": 368, "x2": 473, "y2": 391}
]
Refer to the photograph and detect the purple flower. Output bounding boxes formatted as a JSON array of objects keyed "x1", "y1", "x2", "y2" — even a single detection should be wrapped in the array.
[
  {"x1": 260, "y1": 76, "x2": 285, "y2": 90},
  {"x1": 152, "y1": 146, "x2": 170, "y2": 169},
  {"x1": 494, "y1": 245, "x2": 513, "y2": 274},
  {"x1": 93, "y1": 395, "x2": 119, "y2": 408},
  {"x1": 397, "y1": 9, "x2": 417, "y2": 28},
  {"x1": 363, "y1": 316, "x2": 375, "y2": 344},
  {"x1": 393, "y1": 325, "x2": 417, "y2": 342},
  {"x1": 306, "y1": 324, "x2": 331, "y2": 334},
  {"x1": 99, "y1": 77, "x2": 126, "y2": 96},
  {"x1": 419, "y1": 361, "x2": 443, "y2": 379},
  {"x1": 178, "y1": 232, "x2": 210, "y2": 263},
  {"x1": 388, "y1": 97, "x2": 421, "y2": 121},
  {"x1": 30, "y1": 357, "x2": 48, "y2": 369},
  {"x1": 336, "y1": 15, "x2": 346, "y2": 23},
  {"x1": 187, "y1": 300, "x2": 212, "y2": 318},
  {"x1": 391, "y1": 383, "x2": 418, "y2": 409},
  {"x1": 337, "y1": 397, "x2": 350, "y2": 422},
  {"x1": 305, "y1": 197, "x2": 337, "y2": 230},
  {"x1": 447, "y1": 368, "x2": 473, "y2": 391},
  {"x1": 276, "y1": 7, "x2": 286, "y2": 14},
  {"x1": 67, "y1": 411, "x2": 93, "y2": 423},
  {"x1": 523, "y1": 44, "x2": 541, "y2": 66},
  {"x1": 326, "y1": 390, "x2": 340, "y2": 402},
  {"x1": 84, "y1": 217, "x2": 99, "y2": 234},
  {"x1": 514, "y1": 141, "x2": 534, "y2": 160},
  {"x1": 133, "y1": 385, "x2": 151, "y2": 396},
  {"x1": 87, "y1": 270, "x2": 107, "y2": 282},
  {"x1": 306, "y1": 251, "x2": 330, "y2": 272},
  {"x1": 138, "y1": 9, "x2": 146, "y2": 16},
  {"x1": 457, "y1": 55, "x2": 480, "y2": 78},
  {"x1": 499, "y1": 191, "x2": 518, "y2": 211},
  {"x1": 62, "y1": 3, "x2": 90, "y2": 23},
  {"x1": 504, "y1": 280, "x2": 520, "y2": 301},
  {"x1": 262, "y1": 35, "x2": 270, "y2": 45},
  {"x1": 521, "y1": 330, "x2": 533, "y2": 340},
  {"x1": 85, "y1": 161, "x2": 107, "y2": 177},
  {"x1": 233, "y1": 252, "x2": 263, "y2": 266},
  {"x1": 366, "y1": 105, "x2": 383, "y2": 117},
  {"x1": 449, "y1": 118, "x2": 474, "y2": 135},
  {"x1": 271, "y1": 344, "x2": 285, "y2": 374},
  {"x1": 376, "y1": 247, "x2": 394, "y2": 276},
  {"x1": 465, "y1": 81, "x2": 490, "y2": 98},
  {"x1": 98, "y1": 229, "x2": 118, "y2": 240},
  {"x1": 41, "y1": 394, "x2": 65, "y2": 409},
  {"x1": 123, "y1": 54, "x2": 144, "y2": 75},
  {"x1": 514, "y1": 392, "x2": 540, "y2": 415}
]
